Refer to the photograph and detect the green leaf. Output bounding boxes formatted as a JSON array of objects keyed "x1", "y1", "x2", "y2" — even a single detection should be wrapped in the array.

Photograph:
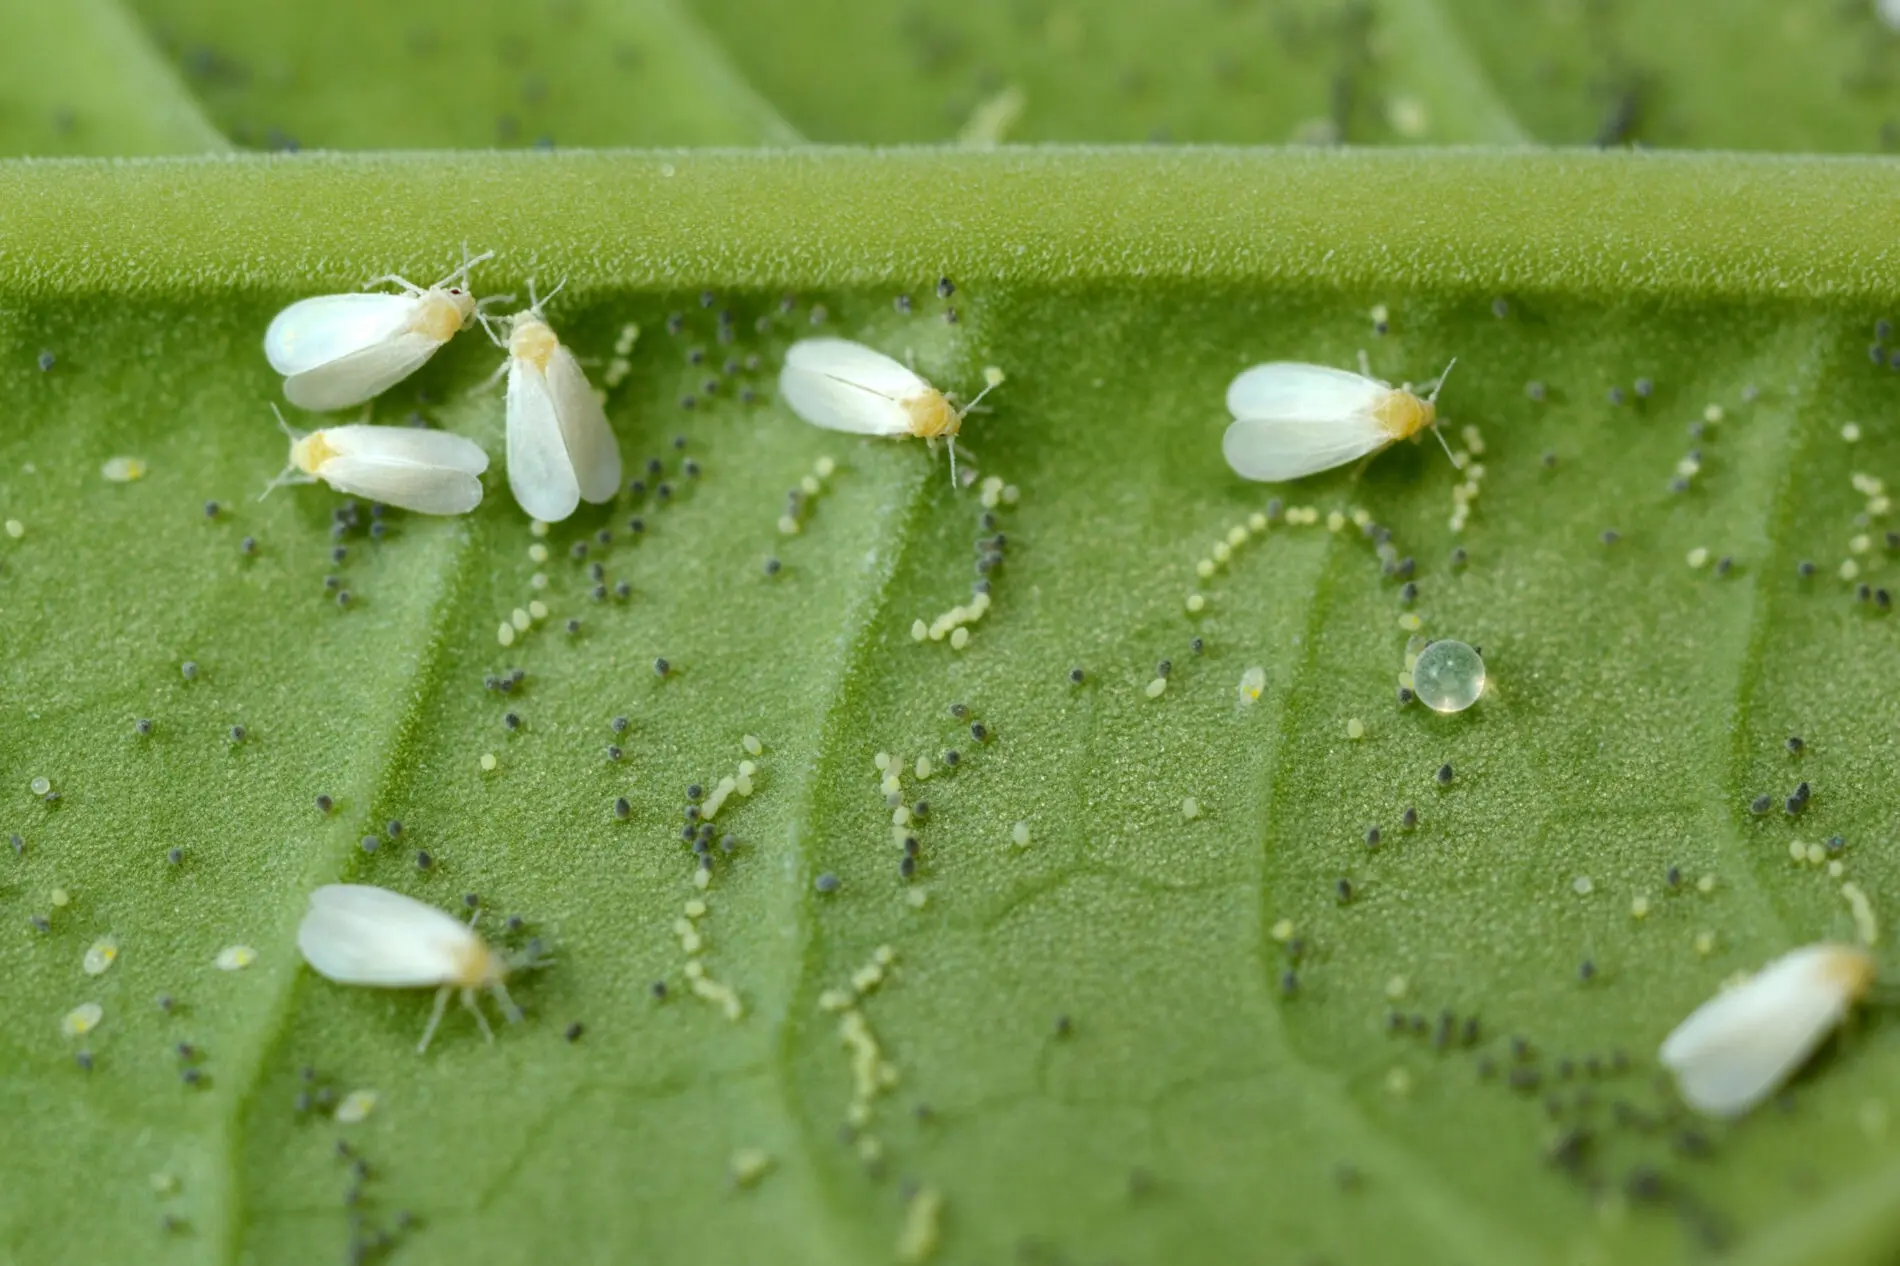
[
  {"x1": 122, "y1": 0, "x2": 800, "y2": 149},
  {"x1": 677, "y1": 0, "x2": 1532, "y2": 144},
  {"x1": 1429, "y1": 0, "x2": 1900, "y2": 151},
  {"x1": 5, "y1": 149, "x2": 1900, "y2": 1266},
  {"x1": 0, "y1": 0, "x2": 229, "y2": 156}
]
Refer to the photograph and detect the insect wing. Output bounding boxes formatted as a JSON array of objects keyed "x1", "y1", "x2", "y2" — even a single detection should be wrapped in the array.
[
  {"x1": 324, "y1": 424, "x2": 489, "y2": 475},
  {"x1": 1660, "y1": 945, "x2": 1861, "y2": 1117},
  {"x1": 506, "y1": 360, "x2": 582, "y2": 522},
  {"x1": 265, "y1": 293, "x2": 419, "y2": 376},
  {"x1": 779, "y1": 338, "x2": 923, "y2": 436},
  {"x1": 544, "y1": 345, "x2": 623, "y2": 504},
  {"x1": 1221, "y1": 362, "x2": 1395, "y2": 481},
  {"x1": 284, "y1": 331, "x2": 447, "y2": 412},
  {"x1": 316, "y1": 455, "x2": 482, "y2": 515},
  {"x1": 298, "y1": 884, "x2": 475, "y2": 987},
  {"x1": 1225, "y1": 362, "x2": 1386, "y2": 422},
  {"x1": 1221, "y1": 416, "x2": 1389, "y2": 482}
]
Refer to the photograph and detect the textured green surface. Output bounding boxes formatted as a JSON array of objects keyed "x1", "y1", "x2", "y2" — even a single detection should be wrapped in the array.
[
  {"x1": 2, "y1": 150, "x2": 1900, "y2": 1266},
  {"x1": 5, "y1": 0, "x2": 1890, "y2": 155},
  {"x1": 125, "y1": 0, "x2": 801, "y2": 149},
  {"x1": 0, "y1": 0, "x2": 228, "y2": 156}
]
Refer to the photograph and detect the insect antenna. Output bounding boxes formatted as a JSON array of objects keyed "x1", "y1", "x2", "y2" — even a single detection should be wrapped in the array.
[
  {"x1": 1424, "y1": 357, "x2": 1460, "y2": 467},
  {"x1": 525, "y1": 276, "x2": 568, "y2": 316},
  {"x1": 435, "y1": 245, "x2": 497, "y2": 291},
  {"x1": 259, "y1": 404, "x2": 305, "y2": 501}
]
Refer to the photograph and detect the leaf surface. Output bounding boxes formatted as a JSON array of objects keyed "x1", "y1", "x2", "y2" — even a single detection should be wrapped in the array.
[{"x1": 3, "y1": 150, "x2": 1900, "y2": 1266}]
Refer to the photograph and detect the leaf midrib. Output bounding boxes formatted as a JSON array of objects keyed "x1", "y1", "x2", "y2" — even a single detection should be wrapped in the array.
[{"x1": 5, "y1": 151, "x2": 1900, "y2": 305}]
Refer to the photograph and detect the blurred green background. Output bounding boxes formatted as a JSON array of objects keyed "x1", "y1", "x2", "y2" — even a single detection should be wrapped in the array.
[{"x1": 10, "y1": 0, "x2": 1900, "y2": 157}]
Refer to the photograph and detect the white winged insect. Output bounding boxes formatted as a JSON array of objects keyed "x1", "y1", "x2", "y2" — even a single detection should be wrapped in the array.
[
  {"x1": 778, "y1": 338, "x2": 995, "y2": 484},
  {"x1": 479, "y1": 281, "x2": 623, "y2": 523},
  {"x1": 265, "y1": 249, "x2": 495, "y2": 412},
  {"x1": 1659, "y1": 942, "x2": 1877, "y2": 1119},
  {"x1": 1222, "y1": 355, "x2": 1457, "y2": 482},
  {"x1": 262, "y1": 404, "x2": 488, "y2": 514},
  {"x1": 297, "y1": 884, "x2": 541, "y2": 1054}
]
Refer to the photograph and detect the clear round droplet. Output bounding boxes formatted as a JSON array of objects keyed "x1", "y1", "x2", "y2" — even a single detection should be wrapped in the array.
[{"x1": 1411, "y1": 639, "x2": 1485, "y2": 714}]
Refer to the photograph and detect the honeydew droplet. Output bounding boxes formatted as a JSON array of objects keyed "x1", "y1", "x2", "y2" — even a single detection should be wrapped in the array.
[
  {"x1": 1410, "y1": 640, "x2": 1485, "y2": 714},
  {"x1": 30, "y1": 777, "x2": 51, "y2": 796},
  {"x1": 62, "y1": 1002, "x2": 103, "y2": 1037},
  {"x1": 215, "y1": 945, "x2": 257, "y2": 971}
]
